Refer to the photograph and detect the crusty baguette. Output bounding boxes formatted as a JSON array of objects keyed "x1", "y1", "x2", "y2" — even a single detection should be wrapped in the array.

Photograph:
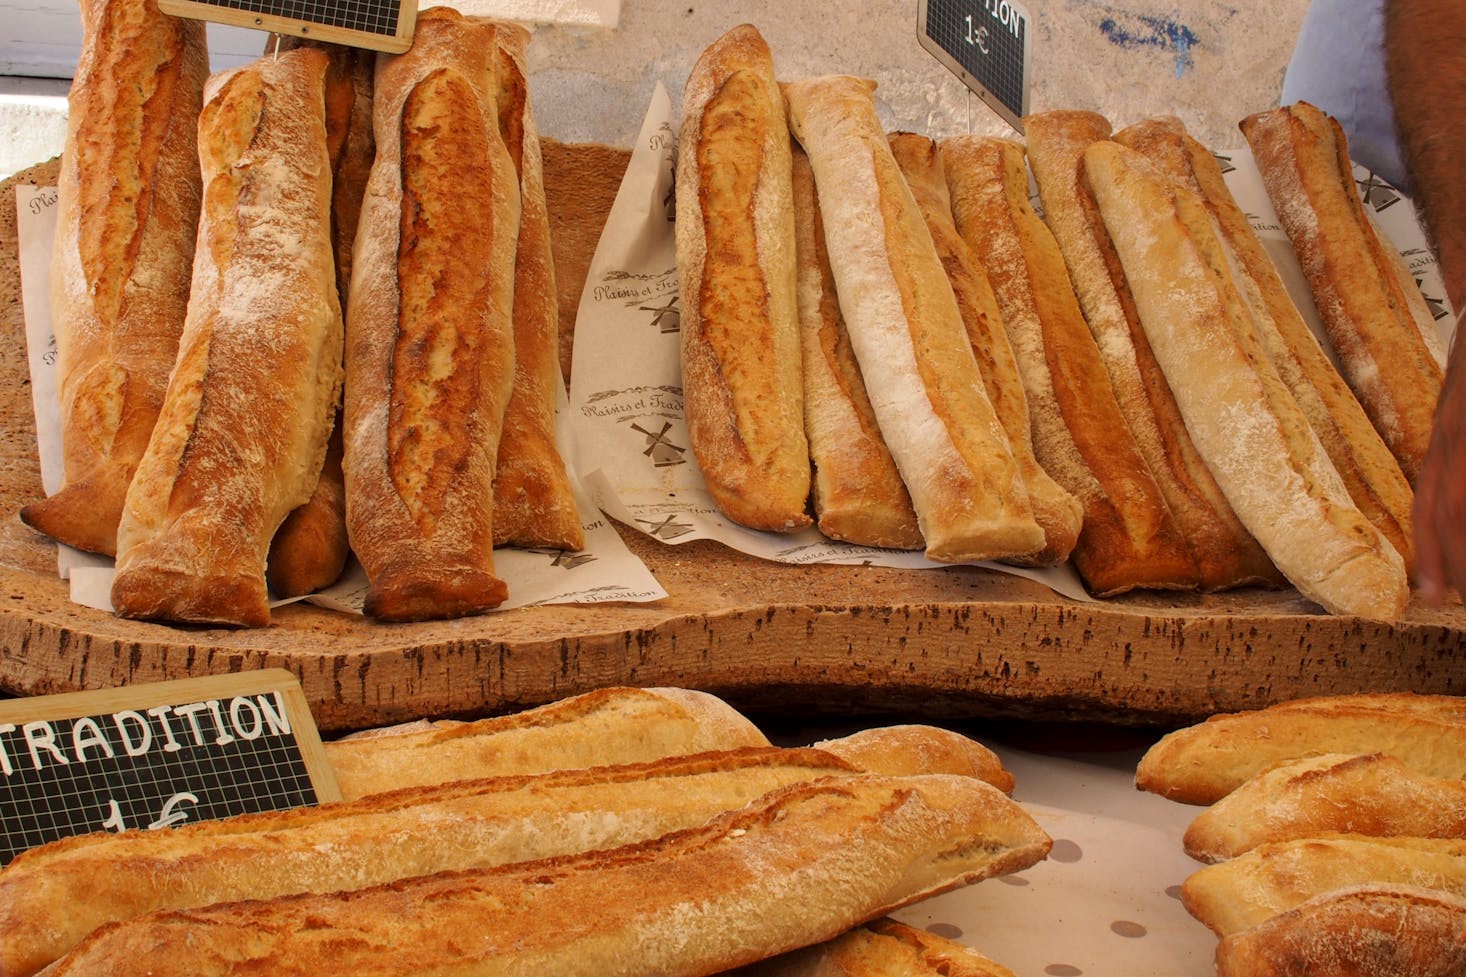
[
  {"x1": 1082, "y1": 139, "x2": 1408, "y2": 619},
  {"x1": 266, "y1": 422, "x2": 348, "y2": 597},
  {"x1": 109, "y1": 47, "x2": 343, "y2": 627},
  {"x1": 1181, "y1": 834, "x2": 1466, "y2": 936},
  {"x1": 784, "y1": 77, "x2": 1043, "y2": 564},
  {"x1": 1240, "y1": 101, "x2": 1444, "y2": 482},
  {"x1": 1135, "y1": 692, "x2": 1466, "y2": 805},
  {"x1": 889, "y1": 132, "x2": 1081, "y2": 566},
  {"x1": 812, "y1": 724, "x2": 1014, "y2": 794},
  {"x1": 342, "y1": 8, "x2": 520, "y2": 621},
  {"x1": 490, "y1": 23, "x2": 583, "y2": 551},
  {"x1": 790, "y1": 144, "x2": 922, "y2": 550},
  {"x1": 939, "y1": 135, "x2": 1197, "y2": 594},
  {"x1": 20, "y1": 0, "x2": 208, "y2": 557},
  {"x1": 675, "y1": 24, "x2": 811, "y2": 532},
  {"x1": 730, "y1": 917, "x2": 1019, "y2": 977},
  {"x1": 43, "y1": 774, "x2": 1051, "y2": 977},
  {"x1": 1114, "y1": 116, "x2": 1416, "y2": 571},
  {"x1": 1024, "y1": 111, "x2": 1278, "y2": 591},
  {"x1": 1213, "y1": 884, "x2": 1466, "y2": 977},
  {"x1": 1182, "y1": 752, "x2": 1466, "y2": 862}
]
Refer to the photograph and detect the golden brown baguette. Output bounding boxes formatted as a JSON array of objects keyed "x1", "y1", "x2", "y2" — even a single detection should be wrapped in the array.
[
  {"x1": 20, "y1": 0, "x2": 208, "y2": 557},
  {"x1": 811, "y1": 724, "x2": 1014, "y2": 794},
  {"x1": 343, "y1": 8, "x2": 520, "y2": 621},
  {"x1": 729, "y1": 917, "x2": 1019, "y2": 977},
  {"x1": 1181, "y1": 834, "x2": 1466, "y2": 936},
  {"x1": 1136, "y1": 692, "x2": 1466, "y2": 805},
  {"x1": 1082, "y1": 139, "x2": 1408, "y2": 619},
  {"x1": 1114, "y1": 116, "x2": 1416, "y2": 571},
  {"x1": 265, "y1": 422, "x2": 348, "y2": 597},
  {"x1": 1024, "y1": 110, "x2": 1277, "y2": 591},
  {"x1": 675, "y1": 24, "x2": 811, "y2": 532},
  {"x1": 109, "y1": 47, "x2": 343, "y2": 627},
  {"x1": 1240, "y1": 101, "x2": 1444, "y2": 482},
  {"x1": 1182, "y1": 752, "x2": 1466, "y2": 862},
  {"x1": 790, "y1": 144, "x2": 921, "y2": 550},
  {"x1": 785, "y1": 77, "x2": 1043, "y2": 564},
  {"x1": 889, "y1": 132, "x2": 1081, "y2": 567},
  {"x1": 490, "y1": 23, "x2": 583, "y2": 551},
  {"x1": 940, "y1": 135, "x2": 1197, "y2": 594},
  {"x1": 43, "y1": 773, "x2": 1049, "y2": 977},
  {"x1": 1213, "y1": 884, "x2": 1466, "y2": 977}
]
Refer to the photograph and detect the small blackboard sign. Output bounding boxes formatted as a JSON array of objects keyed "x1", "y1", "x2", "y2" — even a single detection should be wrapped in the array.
[
  {"x1": 0, "y1": 670, "x2": 339, "y2": 866},
  {"x1": 918, "y1": 0, "x2": 1033, "y2": 133},
  {"x1": 158, "y1": 0, "x2": 418, "y2": 54}
]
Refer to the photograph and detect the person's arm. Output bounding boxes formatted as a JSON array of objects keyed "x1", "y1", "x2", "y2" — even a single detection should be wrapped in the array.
[{"x1": 1386, "y1": 0, "x2": 1466, "y2": 602}]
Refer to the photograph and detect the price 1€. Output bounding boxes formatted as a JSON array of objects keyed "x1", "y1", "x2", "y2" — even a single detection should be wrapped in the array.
[{"x1": 918, "y1": 0, "x2": 1033, "y2": 133}]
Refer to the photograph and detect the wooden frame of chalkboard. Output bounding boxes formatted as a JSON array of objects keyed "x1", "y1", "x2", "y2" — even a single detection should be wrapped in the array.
[
  {"x1": 0, "y1": 669, "x2": 340, "y2": 865},
  {"x1": 159, "y1": 0, "x2": 419, "y2": 54},
  {"x1": 917, "y1": 0, "x2": 1032, "y2": 133}
]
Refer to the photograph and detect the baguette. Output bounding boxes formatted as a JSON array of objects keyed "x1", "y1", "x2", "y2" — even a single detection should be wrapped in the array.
[
  {"x1": 675, "y1": 24, "x2": 811, "y2": 532},
  {"x1": 109, "y1": 46, "x2": 343, "y2": 627},
  {"x1": 1082, "y1": 138, "x2": 1408, "y2": 619},
  {"x1": 939, "y1": 135, "x2": 1197, "y2": 593},
  {"x1": 889, "y1": 132, "x2": 1081, "y2": 566},
  {"x1": 1135, "y1": 692, "x2": 1466, "y2": 805},
  {"x1": 43, "y1": 774, "x2": 1051, "y2": 977},
  {"x1": 811, "y1": 724, "x2": 1014, "y2": 793},
  {"x1": 1181, "y1": 752, "x2": 1466, "y2": 862},
  {"x1": 1114, "y1": 116, "x2": 1416, "y2": 570},
  {"x1": 790, "y1": 144, "x2": 922, "y2": 550},
  {"x1": 1181, "y1": 834, "x2": 1466, "y2": 936},
  {"x1": 20, "y1": 0, "x2": 208, "y2": 556},
  {"x1": 343, "y1": 8, "x2": 521, "y2": 621},
  {"x1": 731, "y1": 917, "x2": 1019, "y2": 977},
  {"x1": 1240, "y1": 101, "x2": 1445, "y2": 482},
  {"x1": 1024, "y1": 110, "x2": 1278, "y2": 590},
  {"x1": 784, "y1": 77, "x2": 1043, "y2": 564}
]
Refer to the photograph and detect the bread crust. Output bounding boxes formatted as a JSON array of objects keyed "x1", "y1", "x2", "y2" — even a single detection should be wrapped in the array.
[{"x1": 731, "y1": 917, "x2": 1020, "y2": 977}]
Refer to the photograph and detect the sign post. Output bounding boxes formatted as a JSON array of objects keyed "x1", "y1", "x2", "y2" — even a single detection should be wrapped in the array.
[
  {"x1": 918, "y1": 0, "x2": 1033, "y2": 133},
  {"x1": 158, "y1": 0, "x2": 418, "y2": 53}
]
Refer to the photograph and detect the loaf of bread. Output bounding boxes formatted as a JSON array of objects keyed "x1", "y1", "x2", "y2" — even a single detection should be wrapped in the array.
[
  {"x1": 342, "y1": 8, "x2": 520, "y2": 621},
  {"x1": 889, "y1": 132, "x2": 1081, "y2": 567},
  {"x1": 939, "y1": 135, "x2": 1197, "y2": 593},
  {"x1": 1240, "y1": 101, "x2": 1445, "y2": 482},
  {"x1": 1114, "y1": 116, "x2": 1417, "y2": 571},
  {"x1": 1082, "y1": 139, "x2": 1408, "y2": 619},
  {"x1": 1213, "y1": 884, "x2": 1466, "y2": 977},
  {"x1": 811, "y1": 723, "x2": 1014, "y2": 793},
  {"x1": 109, "y1": 46, "x2": 343, "y2": 628},
  {"x1": 1024, "y1": 110, "x2": 1278, "y2": 591},
  {"x1": 43, "y1": 774, "x2": 1051, "y2": 976},
  {"x1": 731, "y1": 917, "x2": 1019, "y2": 977},
  {"x1": 1136, "y1": 692, "x2": 1466, "y2": 805},
  {"x1": 675, "y1": 24, "x2": 811, "y2": 532},
  {"x1": 20, "y1": 0, "x2": 208, "y2": 557},
  {"x1": 785, "y1": 77, "x2": 1043, "y2": 564},
  {"x1": 1181, "y1": 834, "x2": 1466, "y2": 936},
  {"x1": 1182, "y1": 752, "x2": 1466, "y2": 862}
]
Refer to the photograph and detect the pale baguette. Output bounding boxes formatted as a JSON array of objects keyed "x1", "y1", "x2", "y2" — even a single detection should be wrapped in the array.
[{"x1": 730, "y1": 917, "x2": 1019, "y2": 977}]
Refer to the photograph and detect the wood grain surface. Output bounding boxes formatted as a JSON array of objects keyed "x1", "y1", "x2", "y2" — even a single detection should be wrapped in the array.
[{"x1": 3, "y1": 150, "x2": 1462, "y2": 734}]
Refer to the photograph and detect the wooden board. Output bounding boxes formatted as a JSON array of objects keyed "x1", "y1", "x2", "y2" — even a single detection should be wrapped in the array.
[{"x1": 3, "y1": 153, "x2": 1463, "y2": 735}]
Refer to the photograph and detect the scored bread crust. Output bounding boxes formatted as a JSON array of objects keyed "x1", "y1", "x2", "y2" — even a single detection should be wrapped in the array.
[
  {"x1": 731, "y1": 917, "x2": 1020, "y2": 977},
  {"x1": 675, "y1": 24, "x2": 811, "y2": 532},
  {"x1": 20, "y1": 0, "x2": 208, "y2": 557},
  {"x1": 109, "y1": 46, "x2": 343, "y2": 628}
]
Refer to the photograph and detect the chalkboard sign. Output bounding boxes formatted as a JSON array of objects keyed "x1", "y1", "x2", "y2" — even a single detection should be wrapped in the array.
[
  {"x1": 0, "y1": 670, "x2": 339, "y2": 866},
  {"x1": 159, "y1": 0, "x2": 418, "y2": 53},
  {"x1": 917, "y1": 0, "x2": 1033, "y2": 133}
]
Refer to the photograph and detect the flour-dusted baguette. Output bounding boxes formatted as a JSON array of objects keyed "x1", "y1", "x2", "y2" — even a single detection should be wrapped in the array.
[
  {"x1": 811, "y1": 724, "x2": 1014, "y2": 793},
  {"x1": 20, "y1": 0, "x2": 208, "y2": 557},
  {"x1": 889, "y1": 132, "x2": 1081, "y2": 566},
  {"x1": 1024, "y1": 111, "x2": 1278, "y2": 591},
  {"x1": 940, "y1": 136, "x2": 1196, "y2": 593},
  {"x1": 1181, "y1": 835, "x2": 1466, "y2": 936},
  {"x1": 343, "y1": 8, "x2": 520, "y2": 622},
  {"x1": 44, "y1": 774, "x2": 1051, "y2": 977},
  {"x1": 1082, "y1": 139, "x2": 1408, "y2": 619},
  {"x1": 490, "y1": 23, "x2": 583, "y2": 551},
  {"x1": 1182, "y1": 753, "x2": 1466, "y2": 862},
  {"x1": 109, "y1": 47, "x2": 342, "y2": 627},
  {"x1": 784, "y1": 77, "x2": 1043, "y2": 564},
  {"x1": 731, "y1": 917, "x2": 1019, "y2": 977},
  {"x1": 1240, "y1": 101, "x2": 1445, "y2": 482},
  {"x1": 1213, "y1": 884, "x2": 1466, "y2": 977},
  {"x1": 790, "y1": 144, "x2": 921, "y2": 550},
  {"x1": 1136, "y1": 692, "x2": 1466, "y2": 805},
  {"x1": 1114, "y1": 116, "x2": 1416, "y2": 570},
  {"x1": 675, "y1": 24, "x2": 810, "y2": 532}
]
